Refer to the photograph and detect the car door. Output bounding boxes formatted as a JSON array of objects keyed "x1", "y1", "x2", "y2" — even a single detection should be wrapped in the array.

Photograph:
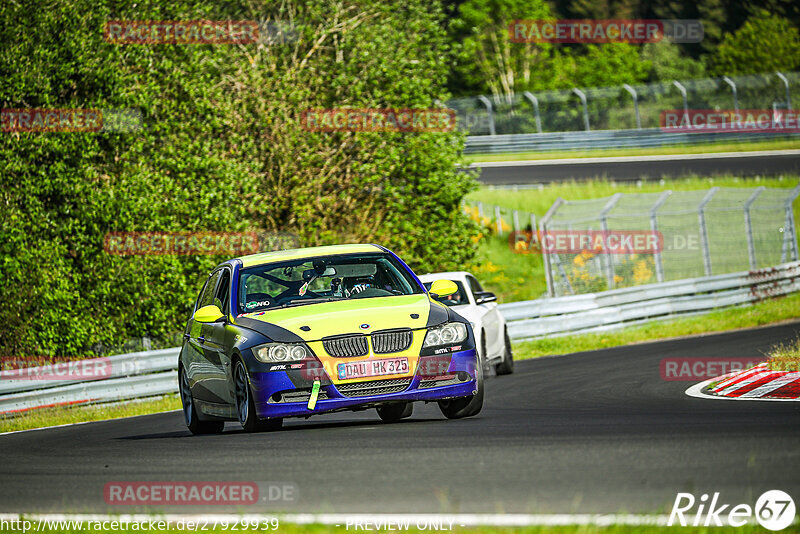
[
  {"x1": 186, "y1": 269, "x2": 224, "y2": 403},
  {"x1": 467, "y1": 275, "x2": 502, "y2": 358},
  {"x1": 200, "y1": 267, "x2": 234, "y2": 407}
]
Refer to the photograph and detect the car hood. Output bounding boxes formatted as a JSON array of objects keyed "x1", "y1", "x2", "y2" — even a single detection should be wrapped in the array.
[{"x1": 236, "y1": 294, "x2": 435, "y2": 341}]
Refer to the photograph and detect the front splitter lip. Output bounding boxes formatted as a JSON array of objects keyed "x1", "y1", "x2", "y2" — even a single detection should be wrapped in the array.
[{"x1": 251, "y1": 348, "x2": 479, "y2": 419}]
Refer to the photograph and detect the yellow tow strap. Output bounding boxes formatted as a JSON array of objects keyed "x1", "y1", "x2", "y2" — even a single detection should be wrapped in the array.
[{"x1": 307, "y1": 379, "x2": 321, "y2": 410}]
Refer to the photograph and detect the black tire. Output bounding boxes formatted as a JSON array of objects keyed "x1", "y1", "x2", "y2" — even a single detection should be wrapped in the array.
[
  {"x1": 179, "y1": 365, "x2": 224, "y2": 435},
  {"x1": 376, "y1": 402, "x2": 413, "y2": 422},
  {"x1": 495, "y1": 329, "x2": 515, "y2": 375},
  {"x1": 438, "y1": 353, "x2": 484, "y2": 419},
  {"x1": 234, "y1": 359, "x2": 283, "y2": 433}
]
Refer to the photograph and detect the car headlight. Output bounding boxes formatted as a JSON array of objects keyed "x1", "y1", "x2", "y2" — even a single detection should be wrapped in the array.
[
  {"x1": 423, "y1": 322, "x2": 468, "y2": 348},
  {"x1": 253, "y1": 343, "x2": 311, "y2": 362}
]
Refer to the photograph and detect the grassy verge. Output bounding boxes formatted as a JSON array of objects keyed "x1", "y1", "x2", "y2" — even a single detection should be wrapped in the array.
[
  {"x1": 15, "y1": 523, "x2": 785, "y2": 534},
  {"x1": 765, "y1": 337, "x2": 800, "y2": 372},
  {"x1": 0, "y1": 394, "x2": 181, "y2": 434},
  {"x1": 464, "y1": 138, "x2": 800, "y2": 163},
  {"x1": 512, "y1": 292, "x2": 800, "y2": 360}
]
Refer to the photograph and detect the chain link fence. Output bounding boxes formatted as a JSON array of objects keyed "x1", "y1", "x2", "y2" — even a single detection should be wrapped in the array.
[
  {"x1": 538, "y1": 185, "x2": 800, "y2": 296},
  {"x1": 448, "y1": 71, "x2": 800, "y2": 135}
]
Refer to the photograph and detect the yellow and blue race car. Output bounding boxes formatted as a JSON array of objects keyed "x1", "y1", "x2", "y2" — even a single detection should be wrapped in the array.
[{"x1": 178, "y1": 244, "x2": 483, "y2": 434}]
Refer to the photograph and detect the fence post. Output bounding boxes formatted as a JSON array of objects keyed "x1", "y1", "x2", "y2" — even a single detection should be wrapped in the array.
[
  {"x1": 622, "y1": 84, "x2": 641, "y2": 129},
  {"x1": 673, "y1": 81, "x2": 689, "y2": 127},
  {"x1": 722, "y1": 76, "x2": 738, "y2": 114},
  {"x1": 541, "y1": 198, "x2": 564, "y2": 297},
  {"x1": 698, "y1": 187, "x2": 719, "y2": 276},
  {"x1": 776, "y1": 72, "x2": 792, "y2": 110},
  {"x1": 477, "y1": 201, "x2": 484, "y2": 219},
  {"x1": 476, "y1": 95, "x2": 497, "y2": 135},
  {"x1": 744, "y1": 187, "x2": 765, "y2": 270},
  {"x1": 494, "y1": 205, "x2": 503, "y2": 236},
  {"x1": 512, "y1": 210, "x2": 520, "y2": 235},
  {"x1": 600, "y1": 193, "x2": 622, "y2": 288},
  {"x1": 522, "y1": 91, "x2": 543, "y2": 133},
  {"x1": 572, "y1": 88, "x2": 590, "y2": 131},
  {"x1": 783, "y1": 183, "x2": 800, "y2": 262},
  {"x1": 650, "y1": 191, "x2": 672, "y2": 282}
]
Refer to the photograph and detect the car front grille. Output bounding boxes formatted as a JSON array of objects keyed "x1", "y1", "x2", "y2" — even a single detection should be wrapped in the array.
[
  {"x1": 372, "y1": 329, "x2": 413, "y2": 354},
  {"x1": 323, "y1": 335, "x2": 369, "y2": 358},
  {"x1": 336, "y1": 377, "x2": 412, "y2": 397},
  {"x1": 418, "y1": 374, "x2": 462, "y2": 389}
]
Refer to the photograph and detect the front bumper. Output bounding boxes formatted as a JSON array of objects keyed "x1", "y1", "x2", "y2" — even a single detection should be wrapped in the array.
[{"x1": 249, "y1": 349, "x2": 479, "y2": 419}]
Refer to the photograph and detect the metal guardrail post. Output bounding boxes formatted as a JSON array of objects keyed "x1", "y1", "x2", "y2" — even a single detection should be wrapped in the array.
[
  {"x1": 478, "y1": 201, "x2": 484, "y2": 218},
  {"x1": 522, "y1": 91, "x2": 543, "y2": 133},
  {"x1": 512, "y1": 210, "x2": 520, "y2": 235},
  {"x1": 572, "y1": 88, "x2": 590, "y2": 131},
  {"x1": 476, "y1": 95, "x2": 497, "y2": 136},
  {"x1": 783, "y1": 183, "x2": 800, "y2": 262},
  {"x1": 541, "y1": 198, "x2": 565, "y2": 297},
  {"x1": 744, "y1": 187, "x2": 765, "y2": 270},
  {"x1": 673, "y1": 81, "x2": 689, "y2": 128},
  {"x1": 722, "y1": 76, "x2": 738, "y2": 114},
  {"x1": 698, "y1": 187, "x2": 719, "y2": 276},
  {"x1": 495, "y1": 205, "x2": 503, "y2": 235},
  {"x1": 776, "y1": 72, "x2": 792, "y2": 110},
  {"x1": 622, "y1": 84, "x2": 641, "y2": 129},
  {"x1": 650, "y1": 191, "x2": 672, "y2": 282},
  {"x1": 600, "y1": 193, "x2": 622, "y2": 288}
]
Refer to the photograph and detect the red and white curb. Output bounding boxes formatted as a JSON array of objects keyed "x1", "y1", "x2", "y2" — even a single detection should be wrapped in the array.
[{"x1": 686, "y1": 363, "x2": 800, "y2": 401}]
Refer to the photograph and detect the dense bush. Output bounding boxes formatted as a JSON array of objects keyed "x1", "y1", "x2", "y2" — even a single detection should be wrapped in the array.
[{"x1": 0, "y1": 0, "x2": 478, "y2": 357}]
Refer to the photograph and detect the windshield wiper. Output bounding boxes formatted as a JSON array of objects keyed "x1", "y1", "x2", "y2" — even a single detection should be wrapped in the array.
[{"x1": 280, "y1": 297, "x2": 343, "y2": 308}]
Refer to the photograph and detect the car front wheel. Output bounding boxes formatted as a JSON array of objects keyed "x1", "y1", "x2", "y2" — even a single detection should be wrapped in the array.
[
  {"x1": 438, "y1": 353, "x2": 484, "y2": 419},
  {"x1": 495, "y1": 329, "x2": 515, "y2": 375},
  {"x1": 377, "y1": 402, "x2": 413, "y2": 422},
  {"x1": 180, "y1": 365, "x2": 224, "y2": 435},
  {"x1": 235, "y1": 359, "x2": 282, "y2": 433}
]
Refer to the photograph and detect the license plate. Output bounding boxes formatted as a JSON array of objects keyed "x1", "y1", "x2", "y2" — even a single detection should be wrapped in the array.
[{"x1": 338, "y1": 357, "x2": 409, "y2": 380}]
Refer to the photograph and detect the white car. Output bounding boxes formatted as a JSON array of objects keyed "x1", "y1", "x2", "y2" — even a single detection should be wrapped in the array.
[{"x1": 418, "y1": 271, "x2": 513, "y2": 375}]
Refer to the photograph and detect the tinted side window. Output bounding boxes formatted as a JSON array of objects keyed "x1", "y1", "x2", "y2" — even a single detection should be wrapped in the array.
[
  {"x1": 467, "y1": 275, "x2": 483, "y2": 295},
  {"x1": 214, "y1": 270, "x2": 231, "y2": 313},
  {"x1": 197, "y1": 271, "x2": 222, "y2": 310}
]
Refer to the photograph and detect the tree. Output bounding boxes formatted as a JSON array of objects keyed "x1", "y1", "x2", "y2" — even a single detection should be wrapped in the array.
[
  {"x1": 641, "y1": 40, "x2": 706, "y2": 82},
  {"x1": 710, "y1": 11, "x2": 800, "y2": 75}
]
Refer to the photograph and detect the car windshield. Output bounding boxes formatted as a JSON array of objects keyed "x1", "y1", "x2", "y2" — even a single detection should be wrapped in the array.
[
  {"x1": 238, "y1": 252, "x2": 423, "y2": 313},
  {"x1": 423, "y1": 280, "x2": 470, "y2": 306}
]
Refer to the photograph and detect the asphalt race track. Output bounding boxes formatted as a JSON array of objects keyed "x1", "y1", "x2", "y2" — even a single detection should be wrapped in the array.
[
  {"x1": 1, "y1": 322, "x2": 799, "y2": 515},
  {"x1": 472, "y1": 151, "x2": 800, "y2": 184}
]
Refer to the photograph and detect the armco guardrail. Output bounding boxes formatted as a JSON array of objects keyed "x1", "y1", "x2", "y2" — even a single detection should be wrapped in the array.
[
  {"x1": 0, "y1": 348, "x2": 179, "y2": 415},
  {"x1": 464, "y1": 128, "x2": 800, "y2": 154},
  {"x1": 2, "y1": 262, "x2": 799, "y2": 414},
  {"x1": 499, "y1": 261, "x2": 800, "y2": 340}
]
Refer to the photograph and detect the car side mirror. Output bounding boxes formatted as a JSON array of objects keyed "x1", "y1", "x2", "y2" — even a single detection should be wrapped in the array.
[
  {"x1": 429, "y1": 279, "x2": 458, "y2": 298},
  {"x1": 193, "y1": 304, "x2": 225, "y2": 323},
  {"x1": 474, "y1": 291, "x2": 497, "y2": 304}
]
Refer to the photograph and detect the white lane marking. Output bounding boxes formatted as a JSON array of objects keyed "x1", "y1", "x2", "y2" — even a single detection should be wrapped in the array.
[
  {"x1": 740, "y1": 373, "x2": 800, "y2": 398},
  {"x1": 468, "y1": 149, "x2": 800, "y2": 167},
  {"x1": 0, "y1": 512, "x2": 755, "y2": 527},
  {"x1": 686, "y1": 379, "x2": 800, "y2": 402},
  {"x1": 0, "y1": 409, "x2": 181, "y2": 437}
]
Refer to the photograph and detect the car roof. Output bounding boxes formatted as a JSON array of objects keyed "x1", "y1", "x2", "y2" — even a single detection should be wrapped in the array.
[
  {"x1": 417, "y1": 271, "x2": 471, "y2": 282},
  {"x1": 237, "y1": 244, "x2": 384, "y2": 268}
]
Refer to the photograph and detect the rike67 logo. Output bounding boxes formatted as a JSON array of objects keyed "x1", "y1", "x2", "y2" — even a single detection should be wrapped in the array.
[{"x1": 669, "y1": 490, "x2": 796, "y2": 530}]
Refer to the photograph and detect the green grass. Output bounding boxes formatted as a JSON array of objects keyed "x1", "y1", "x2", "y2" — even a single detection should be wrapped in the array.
[
  {"x1": 13, "y1": 522, "x2": 789, "y2": 534},
  {"x1": 765, "y1": 336, "x2": 800, "y2": 372},
  {"x1": 512, "y1": 292, "x2": 800, "y2": 360},
  {"x1": 464, "y1": 138, "x2": 800, "y2": 163},
  {"x1": 0, "y1": 395, "x2": 181, "y2": 434}
]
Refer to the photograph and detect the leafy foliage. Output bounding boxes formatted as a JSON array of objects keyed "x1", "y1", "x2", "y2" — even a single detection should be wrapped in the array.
[{"x1": 0, "y1": 0, "x2": 478, "y2": 356}]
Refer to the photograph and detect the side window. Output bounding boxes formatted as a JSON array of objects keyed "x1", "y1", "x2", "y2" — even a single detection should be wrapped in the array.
[
  {"x1": 214, "y1": 270, "x2": 231, "y2": 313},
  {"x1": 467, "y1": 275, "x2": 483, "y2": 297},
  {"x1": 197, "y1": 270, "x2": 222, "y2": 310}
]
